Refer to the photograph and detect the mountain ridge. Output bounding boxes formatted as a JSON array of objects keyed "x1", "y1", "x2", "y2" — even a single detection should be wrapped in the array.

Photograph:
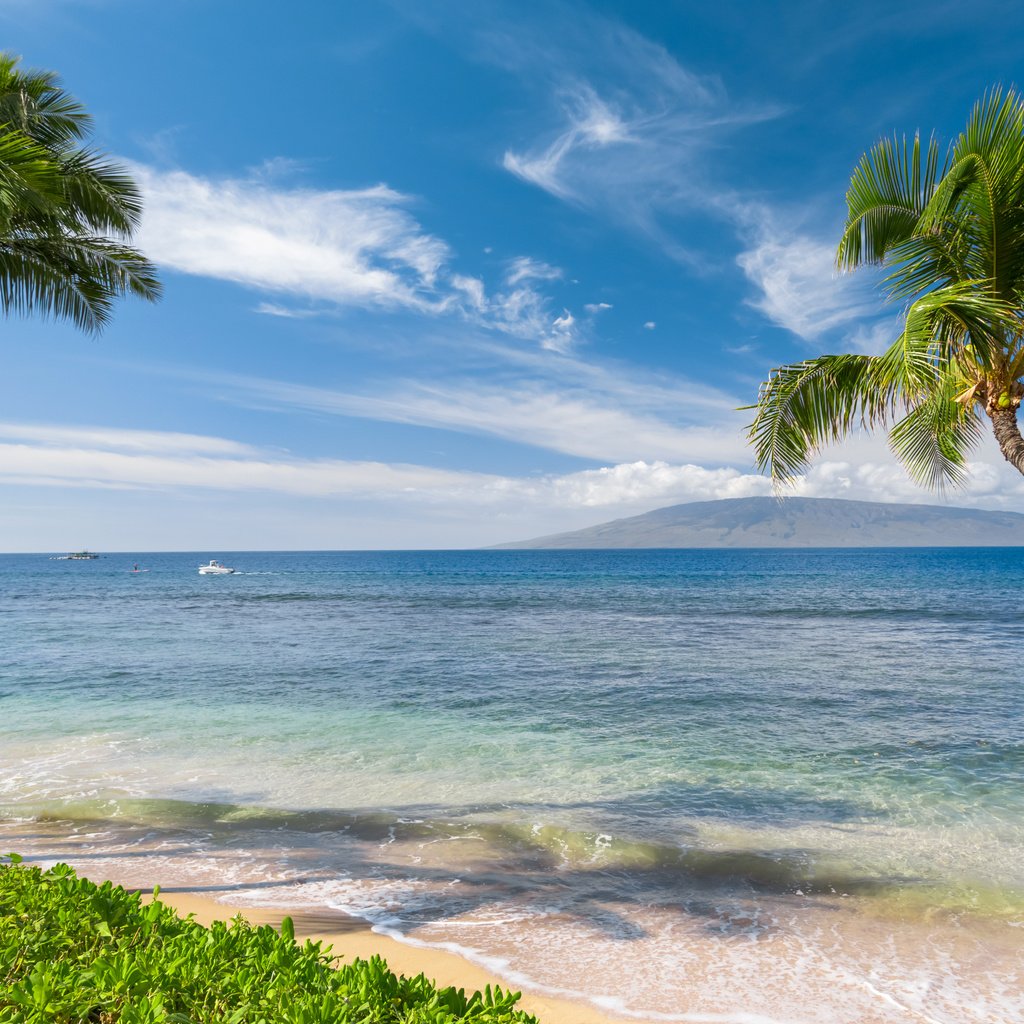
[{"x1": 492, "y1": 496, "x2": 1024, "y2": 548}]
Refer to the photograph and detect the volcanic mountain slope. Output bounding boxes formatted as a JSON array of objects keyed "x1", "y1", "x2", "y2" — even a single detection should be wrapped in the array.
[{"x1": 492, "y1": 497, "x2": 1024, "y2": 548}]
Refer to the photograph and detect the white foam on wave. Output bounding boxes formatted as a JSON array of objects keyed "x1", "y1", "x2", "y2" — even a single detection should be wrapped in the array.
[
  {"x1": 322, "y1": 895, "x2": 794, "y2": 1024},
  {"x1": 4, "y1": 818, "x2": 1023, "y2": 1024}
]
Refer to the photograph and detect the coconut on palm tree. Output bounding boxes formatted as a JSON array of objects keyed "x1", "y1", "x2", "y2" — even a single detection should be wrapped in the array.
[
  {"x1": 748, "y1": 88, "x2": 1024, "y2": 490},
  {"x1": 0, "y1": 53, "x2": 159, "y2": 332}
]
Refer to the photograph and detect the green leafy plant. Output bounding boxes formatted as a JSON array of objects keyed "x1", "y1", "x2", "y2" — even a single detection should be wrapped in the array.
[{"x1": 0, "y1": 855, "x2": 538, "y2": 1024}]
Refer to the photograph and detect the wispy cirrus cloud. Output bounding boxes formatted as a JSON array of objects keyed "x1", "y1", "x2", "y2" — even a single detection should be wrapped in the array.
[
  {"x1": 217, "y1": 376, "x2": 752, "y2": 464},
  {"x1": 503, "y1": 86, "x2": 636, "y2": 201},
  {"x1": 471, "y1": 7, "x2": 894, "y2": 346},
  {"x1": 733, "y1": 205, "x2": 883, "y2": 341},
  {"x1": 399, "y1": 5, "x2": 891, "y2": 347},
  {"x1": 186, "y1": 329, "x2": 750, "y2": 467},
  {"x1": 0, "y1": 421, "x2": 485, "y2": 499},
  {"x1": 486, "y1": 259, "x2": 579, "y2": 351},
  {"x1": 505, "y1": 257, "x2": 562, "y2": 285},
  {"x1": 493, "y1": 14, "x2": 779, "y2": 250},
  {"x1": 0, "y1": 422, "x2": 258, "y2": 457},
  {"x1": 736, "y1": 233, "x2": 874, "y2": 339},
  {"x1": 0, "y1": 418, "x2": 767, "y2": 511},
  {"x1": 722, "y1": 196, "x2": 900, "y2": 346},
  {"x1": 131, "y1": 163, "x2": 581, "y2": 350},
  {"x1": 253, "y1": 302, "x2": 319, "y2": 320},
  {"x1": 503, "y1": 77, "x2": 772, "y2": 237},
  {"x1": 844, "y1": 318, "x2": 900, "y2": 355}
]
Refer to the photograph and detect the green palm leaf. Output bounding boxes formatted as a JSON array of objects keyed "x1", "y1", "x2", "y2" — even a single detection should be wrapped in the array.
[
  {"x1": 888, "y1": 377, "x2": 983, "y2": 491},
  {"x1": 747, "y1": 354, "x2": 894, "y2": 481},
  {"x1": 0, "y1": 52, "x2": 159, "y2": 331}
]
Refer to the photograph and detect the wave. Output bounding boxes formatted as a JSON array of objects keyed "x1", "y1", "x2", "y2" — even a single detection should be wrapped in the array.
[{"x1": 14, "y1": 795, "x2": 1024, "y2": 921}]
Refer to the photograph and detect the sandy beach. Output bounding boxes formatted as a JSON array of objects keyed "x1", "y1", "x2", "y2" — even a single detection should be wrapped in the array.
[
  {"x1": 143, "y1": 887, "x2": 632, "y2": 1024},
  {"x1": 1, "y1": 817, "x2": 630, "y2": 1024},
  {"x1": 6, "y1": 818, "x2": 1024, "y2": 1024}
]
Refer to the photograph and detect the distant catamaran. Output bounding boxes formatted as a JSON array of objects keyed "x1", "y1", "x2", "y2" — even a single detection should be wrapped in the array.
[{"x1": 52, "y1": 551, "x2": 100, "y2": 560}]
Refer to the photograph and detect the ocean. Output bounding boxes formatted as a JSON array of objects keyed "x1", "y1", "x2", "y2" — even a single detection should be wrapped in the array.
[{"x1": 2, "y1": 548, "x2": 1022, "y2": 1023}]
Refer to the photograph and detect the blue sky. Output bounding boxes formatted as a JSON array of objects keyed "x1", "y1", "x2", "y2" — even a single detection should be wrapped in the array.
[{"x1": 3, "y1": 0, "x2": 1024, "y2": 550}]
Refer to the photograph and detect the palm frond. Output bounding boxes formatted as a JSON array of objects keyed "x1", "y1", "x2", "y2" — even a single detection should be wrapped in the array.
[
  {"x1": 746, "y1": 354, "x2": 898, "y2": 483},
  {"x1": 884, "y1": 279, "x2": 1014, "y2": 371},
  {"x1": 0, "y1": 129, "x2": 61, "y2": 226},
  {"x1": 0, "y1": 52, "x2": 92, "y2": 148},
  {"x1": 888, "y1": 375, "x2": 983, "y2": 490},
  {"x1": 0, "y1": 233, "x2": 161, "y2": 332},
  {"x1": 0, "y1": 245, "x2": 110, "y2": 332},
  {"x1": 837, "y1": 131, "x2": 944, "y2": 271},
  {"x1": 917, "y1": 91, "x2": 1024, "y2": 298},
  {"x1": 751, "y1": 87, "x2": 1024, "y2": 492},
  {"x1": 53, "y1": 148, "x2": 144, "y2": 234},
  {"x1": 0, "y1": 53, "x2": 159, "y2": 331}
]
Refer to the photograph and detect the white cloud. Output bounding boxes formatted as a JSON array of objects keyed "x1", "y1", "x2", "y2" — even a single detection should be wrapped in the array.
[
  {"x1": 643, "y1": 321, "x2": 656, "y2": 330},
  {"x1": 131, "y1": 161, "x2": 582, "y2": 351},
  {"x1": 450, "y1": 274, "x2": 487, "y2": 311},
  {"x1": 547, "y1": 310, "x2": 575, "y2": 352},
  {"x1": 216, "y1": 375, "x2": 753, "y2": 464},
  {"x1": 0, "y1": 422, "x2": 485, "y2": 499},
  {"x1": 503, "y1": 86, "x2": 636, "y2": 201},
  {"x1": 736, "y1": 231, "x2": 880, "y2": 340},
  {"x1": 544, "y1": 461, "x2": 771, "y2": 507},
  {"x1": 0, "y1": 422, "x2": 258, "y2": 457},
  {"x1": 131, "y1": 164, "x2": 454, "y2": 313},
  {"x1": 0, "y1": 421, "x2": 739, "y2": 505},
  {"x1": 0, "y1": 422, "x2": 813, "y2": 508},
  {"x1": 584, "y1": 302, "x2": 612, "y2": 314},
  {"x1": 506, "y1": 257, "x2": 562, "y2": 285},
  {"x1": 844, "y1": 318, "x2": 898, "y2": 355},
  {"x1": 481, "y1": 12, "x2": 890, "y2": 341},
  {"x1": 0, "y1": 445, "x2": 472, "y2": 497},
  {"x1": 732, "y1": 202, "x2": 888, "y2": 342},
  {"x1": 487, "y1": 286, "x2": 578, "y2": 351},
  {"x1": 0, "y1": 434, "x2": 758, "y2": 510},
  {"x1": 254, "y1": 302, "x2": 318, "y2": 319},
  {"x1": 498, "y1": 23, "x2": 778, "y2": 248}
]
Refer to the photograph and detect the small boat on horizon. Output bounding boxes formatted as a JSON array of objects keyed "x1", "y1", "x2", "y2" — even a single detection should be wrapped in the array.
[
  {"x1": 198, "y1": 559, "x2": 236, "y2": 575},
  {"x1": 50, "y1": 550, "x2": 100, "y2": 560}
]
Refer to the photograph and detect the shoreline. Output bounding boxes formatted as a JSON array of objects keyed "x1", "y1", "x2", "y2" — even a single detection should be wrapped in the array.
[
  {"x1": 4, "y1": 818, "x2": 1024, "y2": 1024},
  {"x1": 0, "y1": 823, "x2": 673, "y2": 1023},
  {"x1": 139, "y1": 885, "x2": 637, "y2": 1024}
]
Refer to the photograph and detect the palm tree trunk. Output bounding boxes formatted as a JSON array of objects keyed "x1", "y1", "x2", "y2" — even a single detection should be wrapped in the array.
[{"x1": 990, "y1": 407, "x2": 1024, "y2": 475}]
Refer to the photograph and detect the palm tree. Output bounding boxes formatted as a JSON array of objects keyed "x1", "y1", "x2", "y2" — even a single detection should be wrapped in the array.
[
  {"x1": 0, "y1": 53, "x2": 160, "y2": 332},
  {"x1": 748, "y1": 88, "x2": 1024, "y2": 490}
]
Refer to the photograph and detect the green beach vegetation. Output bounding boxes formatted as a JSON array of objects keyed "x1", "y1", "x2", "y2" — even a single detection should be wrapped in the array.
[
  {"x1": 0, "y1": 53, "x2": 159, "y2": 332},
  {"x1": 749, "y1": 88, "x2": 1024, "y2": 489},
  {"x1": 0, "y1": 857, "x2": 538, "y2": 1024}
]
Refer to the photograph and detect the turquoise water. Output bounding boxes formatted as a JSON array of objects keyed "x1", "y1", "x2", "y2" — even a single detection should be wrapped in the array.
[{"x1": 2, "y1": 548, "x2": 1023, "y2": 1022}]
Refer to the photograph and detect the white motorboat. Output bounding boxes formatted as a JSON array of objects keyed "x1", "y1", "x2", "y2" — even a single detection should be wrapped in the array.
[{"x1": 198, "y1": 559, "x2": 236, "y2": 575}]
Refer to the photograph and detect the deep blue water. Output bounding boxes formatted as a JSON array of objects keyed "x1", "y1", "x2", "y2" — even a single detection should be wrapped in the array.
[{"x1": 4, "y1": 547, "x2": 1023, "y2": 856}]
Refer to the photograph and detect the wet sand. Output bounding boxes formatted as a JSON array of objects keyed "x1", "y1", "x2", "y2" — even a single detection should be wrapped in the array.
[
  {"x1": 143, "y1": 887, "x2": 634, "y2": 1024},
  {"x1": 4, "y1": 819, "x2": 1023, "y2": 1024}
]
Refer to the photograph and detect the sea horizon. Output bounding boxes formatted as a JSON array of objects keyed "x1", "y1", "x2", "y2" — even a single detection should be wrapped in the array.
[{"x1": 14, "y1": 543, "x2": 1024, "y2": 553}]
